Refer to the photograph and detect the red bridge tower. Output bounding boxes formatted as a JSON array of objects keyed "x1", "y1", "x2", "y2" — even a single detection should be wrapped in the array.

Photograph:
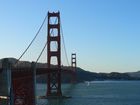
[
  {"x1": 71, "y1": 53, "x2": 77, "y2": 69},
  {"x1": 71, "y1": 53, "x2": 77, "y2": 83},
  {"x1": 47, "y1": 12, "x2": 62, "y2": 96}
]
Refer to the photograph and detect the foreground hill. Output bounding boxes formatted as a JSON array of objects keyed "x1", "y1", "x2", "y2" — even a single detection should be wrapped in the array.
[{"x1": 0, "y1": 58, "x2": 140, "y2": 83}]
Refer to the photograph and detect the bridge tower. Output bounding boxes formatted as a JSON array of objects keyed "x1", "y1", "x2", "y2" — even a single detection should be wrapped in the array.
[
  {"x1": 71, "y1": 53, "x2": 77, "y2": 70},
  {"x1": 47, "y1": 12, "x2": 62, "y2": 96},
  {"x1": 71, "y1": 53, "x2": 77, "y2": 83}
]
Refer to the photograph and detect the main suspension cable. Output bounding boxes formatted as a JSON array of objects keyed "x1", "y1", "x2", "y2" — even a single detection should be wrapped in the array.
[
  {"x1": 35, "y1": 41, "x2": 47, "y2": 64},
  {"x1": 14, "y1": 14, "x2": 48, "y2": 66},
  {"x1": 35, "y1": 18, "x2": 58, "y2": 64},
  {"x1": 60, "y1": 19, "x2": 70, "y2": 66}
]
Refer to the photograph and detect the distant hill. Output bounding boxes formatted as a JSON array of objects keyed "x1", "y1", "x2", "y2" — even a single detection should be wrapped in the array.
[
  {"x1": 127, "y1": 71, "x2": 140, "y2": 78},
  {"x1": 0, "y1": 58, "x2": 140, "y2": 83},
  {"x1": 76, "y1": 68, "x2": 140, "y2": 82},
  {"x1": 36, "y1": 67, "x2": 140, "y2": 83}
]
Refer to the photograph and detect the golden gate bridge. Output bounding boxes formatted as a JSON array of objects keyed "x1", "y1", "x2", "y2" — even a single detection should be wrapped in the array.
[{"x1": 0, "y1": 11, "x2": 77, "y2": 105}]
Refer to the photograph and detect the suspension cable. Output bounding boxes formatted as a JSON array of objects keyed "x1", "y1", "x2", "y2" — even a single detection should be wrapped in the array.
[
  {"x1": 35, "y1": 41, "x2": 47, "y2": 64},
  {"x1": 60, "y1": 19, "x2": 70, "y2": 66},
  {"x1": 14, "y1": 14, "x2": 48, "y2": 66},
  {"x1": 35, "y1": 18, "x2": 58, "y2": 64}
]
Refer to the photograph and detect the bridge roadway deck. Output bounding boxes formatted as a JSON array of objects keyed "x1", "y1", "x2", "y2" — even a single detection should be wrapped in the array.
[{"x1": 0, "y1": 67, "x2": 74, "y2": 78}]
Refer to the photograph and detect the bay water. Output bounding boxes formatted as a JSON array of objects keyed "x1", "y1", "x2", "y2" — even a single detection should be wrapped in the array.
[{"x1": 37, "y1": 81, "x2": 140, "y2": 105}]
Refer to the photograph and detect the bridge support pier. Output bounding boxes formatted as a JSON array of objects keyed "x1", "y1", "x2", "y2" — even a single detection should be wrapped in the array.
[
  {"x1": 0, "y1": 58, "x2": 13, "y2": 105},
  {"x1": 12, "y1": 62, "x2": 36, "y2": 105}
]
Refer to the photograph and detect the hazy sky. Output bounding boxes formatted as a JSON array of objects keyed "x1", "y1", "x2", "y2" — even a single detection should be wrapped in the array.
[{"x1": 0, "y1": 0, "x2": 140, "y2": 73}]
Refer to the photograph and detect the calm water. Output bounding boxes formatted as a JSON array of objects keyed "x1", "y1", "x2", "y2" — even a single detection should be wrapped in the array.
[{"x1": 36, "y1": 81, "x2": 140, "y2": 105}]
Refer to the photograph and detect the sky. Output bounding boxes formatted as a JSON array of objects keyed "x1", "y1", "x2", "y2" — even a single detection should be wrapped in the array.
[{"x1": 0, "y1": 0, "x2": 140, "y2": 73}]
